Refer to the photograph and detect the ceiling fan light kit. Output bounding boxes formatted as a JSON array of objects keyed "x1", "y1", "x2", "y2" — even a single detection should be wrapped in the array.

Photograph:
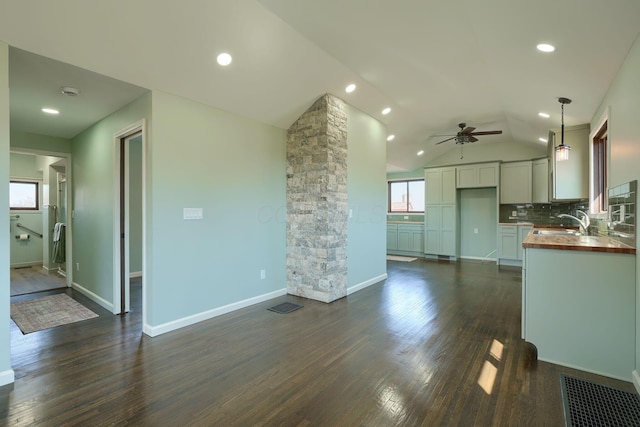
[{"x1": 555, "y1": 97, "x2": 572, "y2": 161}]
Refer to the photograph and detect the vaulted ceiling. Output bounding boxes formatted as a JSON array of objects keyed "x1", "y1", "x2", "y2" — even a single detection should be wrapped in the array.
[{"x1": 1, "y1": 1, "x2": 639, "y2": 171}]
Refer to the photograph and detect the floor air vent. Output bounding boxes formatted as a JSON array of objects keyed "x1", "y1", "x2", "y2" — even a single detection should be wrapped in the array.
[
  {"x1": 267, "y1": 302, "x2": 303, "y2": 314},
  {"x1": 561, "y1": 374, "x2": 640, "y2": 426}
]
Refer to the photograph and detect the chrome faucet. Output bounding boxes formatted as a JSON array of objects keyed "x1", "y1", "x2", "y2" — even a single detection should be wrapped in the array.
[{"x1": 558, "y1": 210, "x2": 590, "y2": 234}]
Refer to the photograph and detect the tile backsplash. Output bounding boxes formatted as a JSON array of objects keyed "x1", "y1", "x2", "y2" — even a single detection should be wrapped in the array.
[{"x1": 498, "y1": 200, "x2": 589, "y2": 226}]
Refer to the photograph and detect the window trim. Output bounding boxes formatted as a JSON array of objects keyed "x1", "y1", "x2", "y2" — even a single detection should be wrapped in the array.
[
  {"x1": 9, "y1": 179, "x2": 40, "y2": 211},
  {"x1": 388, "y1": 179, "x2": 425, "y2": 213},
  {"x1": 589, "y1": 108, "x2": 609, "y2": 215}
]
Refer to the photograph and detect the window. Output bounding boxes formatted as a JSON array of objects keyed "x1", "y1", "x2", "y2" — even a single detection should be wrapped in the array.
[
  {"x1": 388, "y1": 179, "x2": 425, "y2": 213},
  {"x1": 591, "y1": 121, "x2": 608, "y2": 213},
  {"x1": 10, "y1": 180, "x2": 39, "y2": 210}
]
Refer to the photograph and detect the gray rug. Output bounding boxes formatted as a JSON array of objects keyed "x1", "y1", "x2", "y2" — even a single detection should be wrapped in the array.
[{"x1": 11, "y1": 293, "x2": 98, "y2": 334}]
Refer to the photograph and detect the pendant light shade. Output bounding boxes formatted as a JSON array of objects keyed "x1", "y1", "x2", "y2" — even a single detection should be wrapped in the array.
[{"x1": 555, "y1": 97, "x2": 572, "y2": 161}]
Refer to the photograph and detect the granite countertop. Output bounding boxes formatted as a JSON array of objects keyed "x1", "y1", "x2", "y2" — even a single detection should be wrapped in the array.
[
  {"x1": 522, "y1": 228, "x2": 636, "y2": 254},
  {"x1": 387, "y1": 221, "x2": 424, "y2": 225}
]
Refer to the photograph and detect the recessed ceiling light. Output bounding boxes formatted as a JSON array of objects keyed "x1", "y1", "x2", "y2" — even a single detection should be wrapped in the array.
[
  {"x1": 536, "y1": 43, "x2": 555, "y2": 53},
  {"x1": 382, "y1": 107, "x2": 391, "y2": 115},
  {"x1": 345, "y1": 83, "x2": 356, "y2": 93},
  {"x1": 538, "y1": 112, "x2": 550, "y2": 118},
  {"x1": 387, "y1": 134, "x2": 395, "y2": 141},
  {"x1": 216, "y1": 52, "x2": 232, "y2": 66},
  {"x1": 539, "y1": 137, "x2": 548, "y2": 143},
  {"x1": 60, "y1": 86, "x2": 79, "y2": 96},
  {"x1": 417, "y1": 150, "x2": 424, "y2": 156},
  {"x1": 41, "y1": 108, "x2": 59, "y2": 115}
]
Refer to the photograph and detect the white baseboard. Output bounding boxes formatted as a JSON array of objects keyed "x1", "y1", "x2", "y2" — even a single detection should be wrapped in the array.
[
  {"x1": 0, "y1": 369, "x2": 15, "y2": 386},
  {"x1": 459, "y1": 256, "x2": 497, "y2": 262},
  {"x1": 632, "y1": 370, "x2": 640, "y2": 394},
  {"x1": 130, "y1": 271, "x2": 142, "y2": 279},
  {"x1": 347, "y1": 274, "x2": 387, "y2": 296},
  {"x1": 10, "y1": 261, "x2": 43, "y2": 269},
  {"x1": 538, "y1": 356, "x2": 632, "y2": 383},
  {"x1": 72, "y1": 282, "x2": 114, "y2": 312},
  {"x1": 143, "y1": 288, "x2": 288, "y2": 337}
]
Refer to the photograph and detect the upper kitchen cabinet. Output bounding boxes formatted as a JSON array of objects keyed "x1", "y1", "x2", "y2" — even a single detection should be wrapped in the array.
[
  {"x1": 456, "y1": 162, "x2": 499, "y2": 188},
  {"x1": 548, "y1": 124, "x2": 590, "y2": 200},
  {"x1": 500, "y1": 161, "x2": 532, "y2": 204},
  {"x1": 531, "y1": 158, "x2": 549, "y2": 203},
  {"x1": 425, "y1": 167, "x2": 456, "y2": 204}
]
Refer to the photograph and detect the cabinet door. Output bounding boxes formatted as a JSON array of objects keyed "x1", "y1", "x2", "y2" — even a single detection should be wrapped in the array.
[
  {"x1": 387, "y1": 224, "x2": 398, "y2": 251},
  {"x1": 499, "y1": 233, "x2": 518, "y2": 259},
  {"x1": 425, "y1": 169, "x2": 442, "y2": 204},
  {"x1": 441, "y1": 168, "x2": 456, "y2": 203},
  {"x1": 500, "y1": 161, "x2": 532, "y2": 204},
  {"x1": 425, "y1": 206, "x2": 441, "y2": 254},
  {"x1": 532, "y1": 159, "x2": 549, "y2": 203},
  {"x1": 478, "y1": 164, "x2": 498, "y2": 187},
  {"x1": 397, "y1": 228, "x2": 411, "y2": 251},
  {"x1": 410, "y1": 229, "x2": 424, "y2": 253},
  {"x1": 440, "y1": 204, "x2": 456, "y2": 256},
  {"x1": 456, "y1": 166, "x2": 476, "y2": 188},
  {"x1": 517, "y1": 226, "x2": 532, "y2": 260}
]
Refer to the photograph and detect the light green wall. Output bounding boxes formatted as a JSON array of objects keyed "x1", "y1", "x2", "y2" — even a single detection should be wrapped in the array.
[
  {"x1": 347, "y1": 105, "x2": 387, "y2": 288},
  {"x1": 148, "y1": 90, "x2": 286, "y2": 326},
  {"x1": 591, "y1": 33, "x2": 640, "y2": 381},
  {"x1": 0, "y1": 41, "x2": 13, "y2": 384},
  {"x1": 10, "y1": 152, "x2": 41, "y2": 178},
  {"x1": 426, "y1": 141, "x2": 546, "y2": 167},
  {"x1": 459, "y1": 188, "x2": 497, "y2": 259},
  {"x1": 129, "y1": 136, "x2": 142, "y2": 274},
  {"x1": 71, "y1": 92, "x2": 151, "y2": 307},
  {"x1": 10, "y1": 130, "x2": 71, "y2": 153}
]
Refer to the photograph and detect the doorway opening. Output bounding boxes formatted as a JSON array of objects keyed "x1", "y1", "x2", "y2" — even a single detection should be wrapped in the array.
[{"x1": 113, "y1": 120, "x2": 145, "y2": 318}]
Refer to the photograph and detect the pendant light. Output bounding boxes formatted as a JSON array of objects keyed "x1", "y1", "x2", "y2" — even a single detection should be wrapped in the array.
[{"x1": 555, "y1": 97, "x2": 572, "y2": 161}]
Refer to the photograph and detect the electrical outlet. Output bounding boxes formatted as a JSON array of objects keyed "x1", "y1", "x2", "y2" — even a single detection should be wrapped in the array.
[
  {"x1": 474, "y1": 228, "x2": 479, "y2": 234},
  {"x1": 404, "y1": 216, "x2": 409, "y2": 220},
  {"x1": 76, "y1": 262, "x2": 80, "y2": 271},
  {"x1": 260, "y1": 269, "x2": 266, "y2": 280},
  {"x1": 512, "y1": 211, "x2": 517, "y2": 217}
]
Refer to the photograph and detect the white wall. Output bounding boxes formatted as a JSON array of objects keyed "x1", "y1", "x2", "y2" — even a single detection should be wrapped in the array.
[
  {"x1": 591, "y1": 33, "x2": 640, "y2": 386},
  {"x1": 0, "y1": 40, "x2": 14, "y2": 386},
  {"x1": 347, "y1": 105, "x2": 387, "y2": 292}
]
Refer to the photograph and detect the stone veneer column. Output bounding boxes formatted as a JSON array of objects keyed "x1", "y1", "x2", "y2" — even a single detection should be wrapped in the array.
[{"x1": 286, "y1": 94, "x2": 348, "y2": 303}]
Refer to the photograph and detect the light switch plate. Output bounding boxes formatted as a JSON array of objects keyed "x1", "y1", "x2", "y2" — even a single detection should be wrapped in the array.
[{"x1": 183, "y1": 208, "x2": 203, "y2": 220}]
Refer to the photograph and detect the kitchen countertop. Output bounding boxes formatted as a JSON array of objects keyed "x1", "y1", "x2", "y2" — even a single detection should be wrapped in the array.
[
  {"x1": 387, "y1": 221, "x2": 424, "y2": 225},
  {"x1": 522, "y1": 228, "x2": 636, "y2": 254},
  {"x1": 498, "y1": 222, "x2": 534, "y2": 226}
]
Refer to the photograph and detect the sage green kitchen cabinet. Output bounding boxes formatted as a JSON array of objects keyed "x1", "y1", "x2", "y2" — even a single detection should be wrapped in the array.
[
  {"x1": 497, "y1": 224, "x2": 532, "y2": 265},
  {"x1": 523, "y1": 248, "x2": 634, "y2": 380},
  {"x1": 387, "y1": 224, "x2": 398, "y2": 251},
  {"x1": 425, "y1": 166, "x2": 457, "y2": 257},
  {"x1": 531, "y1": 158, "x2": 549, "y2": 203},
  {"x1": 500, "y1": 161, "x2": 532, "y2": 204},
  {"x1": 549, "y1": 124, "x2": 590, "y2": 200},
  {"x1": 456, "y1": 162, "x2": 499, "y2": 188}
]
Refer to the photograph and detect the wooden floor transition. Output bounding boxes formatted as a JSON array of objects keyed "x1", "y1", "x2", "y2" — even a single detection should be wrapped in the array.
[{"x1": 1, "y1": 260, "x2": 635, "y2": 426}]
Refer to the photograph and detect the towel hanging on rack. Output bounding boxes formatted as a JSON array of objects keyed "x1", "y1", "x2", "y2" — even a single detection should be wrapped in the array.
[{"x1": 52, "y1": 223, "x2": 66, "y2": 264}]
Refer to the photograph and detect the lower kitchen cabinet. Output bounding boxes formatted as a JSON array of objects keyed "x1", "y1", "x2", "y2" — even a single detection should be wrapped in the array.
[
  {"x1": 497, "y1": 224, "x2": 532, "y2": 266},
  {"x1": 523, "y1": 248, "x2": 634, "y2": 380},
  {"x1": 425, "y1": 205, "x2": 456, "y2": 257},
  {"x1": 387, "y1": 223, "x2": 424, "y2": 256}
]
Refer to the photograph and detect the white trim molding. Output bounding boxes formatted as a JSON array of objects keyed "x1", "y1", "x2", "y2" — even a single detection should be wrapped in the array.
[
  {"x1": 347, "y1": 274, "x2": 387, "y2": 296},
  {"x1": 72, "y1": 282, "x2": 114, "y2": 313},
  {"x1": 0, "y1": 369, "x2": 15, "y2": 386},
  {"x1": 632, "y1": 370, "x2": 640, "y2": 395},
  {"x1": 143, "y1": 288, "x2": 287, "y2": 337}
]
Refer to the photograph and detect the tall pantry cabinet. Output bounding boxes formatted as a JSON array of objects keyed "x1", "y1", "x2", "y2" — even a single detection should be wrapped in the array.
[{"x1": 424, "y1": 167, "x2": 457, "y2": 257}]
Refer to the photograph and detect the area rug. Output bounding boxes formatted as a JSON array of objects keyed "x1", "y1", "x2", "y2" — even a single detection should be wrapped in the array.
[
  {"x1": 267, "y1": 302, "x2": 303, "y2": 314},
  {"x1": 560, "y1": 374, "x2": 640, "y2": 426},
  {"x1": 11, "y1": 293, "x2": 98, "y2": 334},
  {"x1": 386, "y1": 255, "x2": 417, "y2": 262}
]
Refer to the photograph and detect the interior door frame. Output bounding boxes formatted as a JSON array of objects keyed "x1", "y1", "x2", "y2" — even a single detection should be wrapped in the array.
[
  {"x1": 113, "y1": 119, "x2": 146, "y2": 316},
  {"x1": 9, "y1": 147, "x2": 73, "y2": 288}
]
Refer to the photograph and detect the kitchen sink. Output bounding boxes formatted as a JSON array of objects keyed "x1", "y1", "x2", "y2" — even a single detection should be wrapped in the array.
[{"x1": 532, "y1": 229, "x2": 581, "y2": 236}]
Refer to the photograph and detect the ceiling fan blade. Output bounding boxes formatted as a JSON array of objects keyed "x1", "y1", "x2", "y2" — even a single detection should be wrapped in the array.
[
  {"x1": 469, "y1": 130, "x2": 503, "y2": 136},
  {"x1": 461, "y1": 126, "x2": 476, "y2": 134},
  {"x1": 468, "y1": 136, "x2": 478, "y2": 142},
  {"x1": 435, "y1": 136, "x2": 456, "y2": 145}
]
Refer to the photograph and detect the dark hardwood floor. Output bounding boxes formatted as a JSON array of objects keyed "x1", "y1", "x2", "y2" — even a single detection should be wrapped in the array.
[
  {"x1": 10, "y1": 266, "x2": 66, "y2": 297},
  {"x1": 1, "y1": 261, "x2": 635, "y2": 426}
]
